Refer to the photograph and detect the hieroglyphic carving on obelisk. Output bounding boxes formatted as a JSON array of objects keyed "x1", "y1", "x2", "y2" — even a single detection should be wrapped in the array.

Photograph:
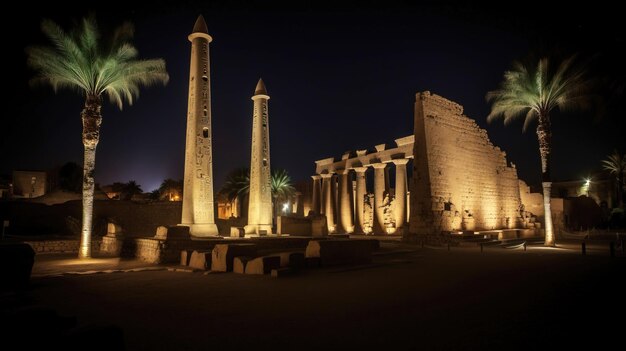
[
  {"x1": 245, "y1": 79, "x2": 273, "y2": 235},
  {"x1": 180, "y1": 15, "x2": 218, "y2": 236}
]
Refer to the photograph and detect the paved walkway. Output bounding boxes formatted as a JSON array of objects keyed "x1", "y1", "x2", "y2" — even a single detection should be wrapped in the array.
[
  {"x1": 8, "y1": 244, "x2": 624, "y2": 350},
  {"x1": 31, "y1": 253, "x2": 165, "y2": 277}
]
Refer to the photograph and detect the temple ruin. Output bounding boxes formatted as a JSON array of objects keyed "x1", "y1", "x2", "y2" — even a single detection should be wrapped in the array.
[{"x1": 313, "y1": 91, "x2": 525, "y2": 236}]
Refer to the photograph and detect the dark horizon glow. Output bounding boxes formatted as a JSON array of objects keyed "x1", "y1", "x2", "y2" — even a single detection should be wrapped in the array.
[{"x1": 4, "y1": 2, "x2": 624, "y2": 192}]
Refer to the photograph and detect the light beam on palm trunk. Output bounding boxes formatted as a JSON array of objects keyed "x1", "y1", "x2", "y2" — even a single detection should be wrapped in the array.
[
  {"x1": 27, "y1": 16, "x2": 169, "y2": 258},
  {"x1": 487, "y1": 56, "x2": 592, "y2": 246}
]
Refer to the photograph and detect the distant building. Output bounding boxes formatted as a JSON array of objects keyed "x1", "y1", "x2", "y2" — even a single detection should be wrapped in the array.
[
  {"x1": 12, "y1": 170, "x2": 54, "y2": 198},
  {"x1": 552, "y1": 176, "x2": 615, "y2": 208},
  {"x1": 100, "y1": 185, "x2": 122, "y2": 200},
  {"x1": 217, "y1": 192, "x2": 241, "y2": 219}
]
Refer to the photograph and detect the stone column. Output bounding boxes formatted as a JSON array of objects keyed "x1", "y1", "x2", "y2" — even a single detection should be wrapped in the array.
[
  {"x1": 392, "y1": 159, "x2": 409, "y2": 233},
  {"x1": 353, "y1": 167, "x2": 368, "y2": 234},
  {"x1": 372, "y1": 163, "x2": 388, "y2": 234},
  {"x1": 311, "y1": 175, "x2": 321, "y2": 216},
  {"x1": 321, "y1": 173, "x2": 336, "y2": 233},
  {"x1": 337, "y1": 169, "x2": 354, "y2": 233},
  {"x1": 294, "y1": 191, "x2": 303, "y2": 216}
]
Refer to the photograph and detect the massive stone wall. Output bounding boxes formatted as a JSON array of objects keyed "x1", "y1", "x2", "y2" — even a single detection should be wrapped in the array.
[{"x1": 409, "y1": 92, "x2": 522, "y2": 235}]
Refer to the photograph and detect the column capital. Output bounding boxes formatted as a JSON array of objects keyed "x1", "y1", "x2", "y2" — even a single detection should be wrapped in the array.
[
  {"x1": 311, "y1": 175, "x2": 322, "y2": 180},
  {"x1": 320, "y1": 173, "x2": 335, "y2": 179},
  {"x1": 392, "y1": 158, "x2": 410, "y2": 166},
  {"x1": 353, "y1": 167, "x2": 368, "y2": 173},
  {"x1": 336, "y1": 169, "x2": 351, "y2": 175},
  {"x1": 370, "y1": 162, "x2": 387, "y2": 169}
]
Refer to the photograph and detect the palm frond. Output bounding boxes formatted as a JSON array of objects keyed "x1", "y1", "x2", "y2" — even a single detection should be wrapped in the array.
[
  {"x1": 602, "y1": 150, "x2": 626, "y2": 175},
  {"x1": 271, "y1": 169, "x2": 295, "y2": 201},
  {"x1": 486, "y1": 55, "x2": 591, "y2": 131},
  {"x1": 220, "y1": 168, "x2": 250, "y2": 202},
  {"x1": 27, "y1": 16, "x2": 169, "y2": 109}
]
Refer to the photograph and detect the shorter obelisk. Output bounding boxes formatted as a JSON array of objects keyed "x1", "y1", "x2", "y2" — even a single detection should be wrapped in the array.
[
  {"x1": 244, "y1": 79, "x2": 273, "y2": 235},
  {"x1": 179, "y1": 15, "x2": 218, "y2": 236}
]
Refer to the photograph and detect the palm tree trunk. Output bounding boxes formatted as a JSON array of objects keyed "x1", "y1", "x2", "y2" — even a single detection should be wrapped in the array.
[
  {"x1": 618, "y1": 174, "x2": 624, "y2": 208},
  {"x1": 537, "y1": 114, "x2": 555, "y2": 246},
  {"x1": 78, "y1": 94, "x2": 102, "y2": 259}
]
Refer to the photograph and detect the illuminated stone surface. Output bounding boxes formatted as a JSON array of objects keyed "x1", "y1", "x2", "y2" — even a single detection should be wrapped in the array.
[
  {"x1": 409, "y1": 92, "x2": 521, "y2": 235},
  {"x1": 245, "y1": 79, "x2": 273, "y2": 235},
  {"x1": 337, "y1": 169, "x2": 354, "y2": 233},
  {"x1": 211, "y1": 244, "x2": 257, "y2": 272},
  {"x1": 180, "y1": 15, "x2": 218, "y2": 237},
  {"x1": 314, "y1": 91, "x2": 524, "y2": 236}
]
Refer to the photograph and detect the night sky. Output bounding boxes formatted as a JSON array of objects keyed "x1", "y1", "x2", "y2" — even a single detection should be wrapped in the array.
[{"x1": 3, "y1": 1, "x2": 624, "y2": 192}]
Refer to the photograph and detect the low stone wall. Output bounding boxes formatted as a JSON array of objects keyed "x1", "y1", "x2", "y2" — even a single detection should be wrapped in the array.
[
  {"x1": 100, "y1": 235, "x2": 123, "y2": 256},
  {"x1": 122, "y1": 236, "x2": 325, "y2": 264},
  {"x1": 24, "y1": 239, "x2": 101, "y2": 254},
  {"x1": 277, "y1": 216, "x2": 312, "y2": 236}
]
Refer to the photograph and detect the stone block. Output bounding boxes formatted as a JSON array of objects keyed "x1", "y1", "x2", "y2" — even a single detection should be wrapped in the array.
[
  {"x1": 311, "y1": 216, "x2": 328, "y2": 237},
  {"x1": 107, "y1": 222, "x2": 123, "y2": 235},
  {"x1": 276, "y1": 251, "x2": 305, "y2": 268},
  {"x1": 305, "y1": 239, "x2": 376, "y2": 266},
  {"x1": 244, "y1": 255, "x2": 281, "y2": 275},
  {"x1": 155, "y1": 225, "x2": 190, "y2": 240},
  {"x1": 180, "y1": 250, "x2": 191, "y2": 266},
  {"x1": 211, "y1": 244, "x2": 257, "y2": 272},
  {"x1": 277, "y1": 216, "x2": 312, "y2": 236},
  {"x1": 100, "y1": 235, "x2": 123, "y2": 256},
  {"x1": 230, "y1": 227, "x2": 245, "y2": 238},
  {"x1": 188, "y1": 250, "x2": 211, "y2": 270},
  {"x1": 233, "y1": 256, "x2": 252, "y2": 274}
]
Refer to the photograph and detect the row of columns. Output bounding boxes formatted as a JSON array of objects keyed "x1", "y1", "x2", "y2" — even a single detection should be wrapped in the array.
[{"x1": 311, "y1": 159, "x2": 409, "y2": 234}]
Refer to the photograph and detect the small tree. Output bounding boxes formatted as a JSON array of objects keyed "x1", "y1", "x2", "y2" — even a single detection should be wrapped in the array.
[
  {"x1": 158, "y1": 178, "x2": 183, "y2": 201},
  {"x1": 602, "y1": 150, "x2": 625, "y2": 208},
  {"x1": 121, "y1": 180, "x2": 142, "y2": 200}
]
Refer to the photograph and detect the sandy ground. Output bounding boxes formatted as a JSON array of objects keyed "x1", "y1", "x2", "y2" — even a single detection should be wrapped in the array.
[{"x1": 3, "y1": 243, "x2": 625, "y2": 350}]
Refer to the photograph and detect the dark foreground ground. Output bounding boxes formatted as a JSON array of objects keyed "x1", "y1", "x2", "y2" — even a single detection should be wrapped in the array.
[{"x1": 2, "y1": 243, "x2": 625, "y2": 350}]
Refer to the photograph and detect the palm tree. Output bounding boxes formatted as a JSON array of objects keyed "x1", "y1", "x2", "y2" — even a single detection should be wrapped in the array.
[
  {"x1": 486, "y1": 56, "x2": 591, "y2": 246},
  {"x1": 219, "y1": 168, "x2": 295, "y2": 218},
  {"x1": 220, "y1": 168, "x2": 250, "y2": 202},
  {"x1": 271, "y1": 168, "x2": 296, "y2": 217},
  {"x1": 27, "y1": 17, "x2": 169, "y2": 258},
  {"x1": 158, "y1": 178, "x2": 183, "y2": 201},
  {"x1": 121, "y1": 180, "x2": 143, "y2": 201},
  {"x1": 602, "y1": 150, "x2": 625, "y2": 208}
]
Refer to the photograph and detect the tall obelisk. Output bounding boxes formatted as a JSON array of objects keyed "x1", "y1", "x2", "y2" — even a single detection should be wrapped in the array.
[
  {"x1": 180, "y1": 15, "x2": 218, "y2": 236},
  {"x1": 245, "y1": 79, "x2": 273, "y2": 235}
]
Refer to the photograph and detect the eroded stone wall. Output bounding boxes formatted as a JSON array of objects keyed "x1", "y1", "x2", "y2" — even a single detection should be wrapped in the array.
[
  {"x1": 409, "y1": 92, "x2": 522, "y2": 235},
  {"x1": 25, "y1": 239, "x2": 101, "y2": 254}
]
